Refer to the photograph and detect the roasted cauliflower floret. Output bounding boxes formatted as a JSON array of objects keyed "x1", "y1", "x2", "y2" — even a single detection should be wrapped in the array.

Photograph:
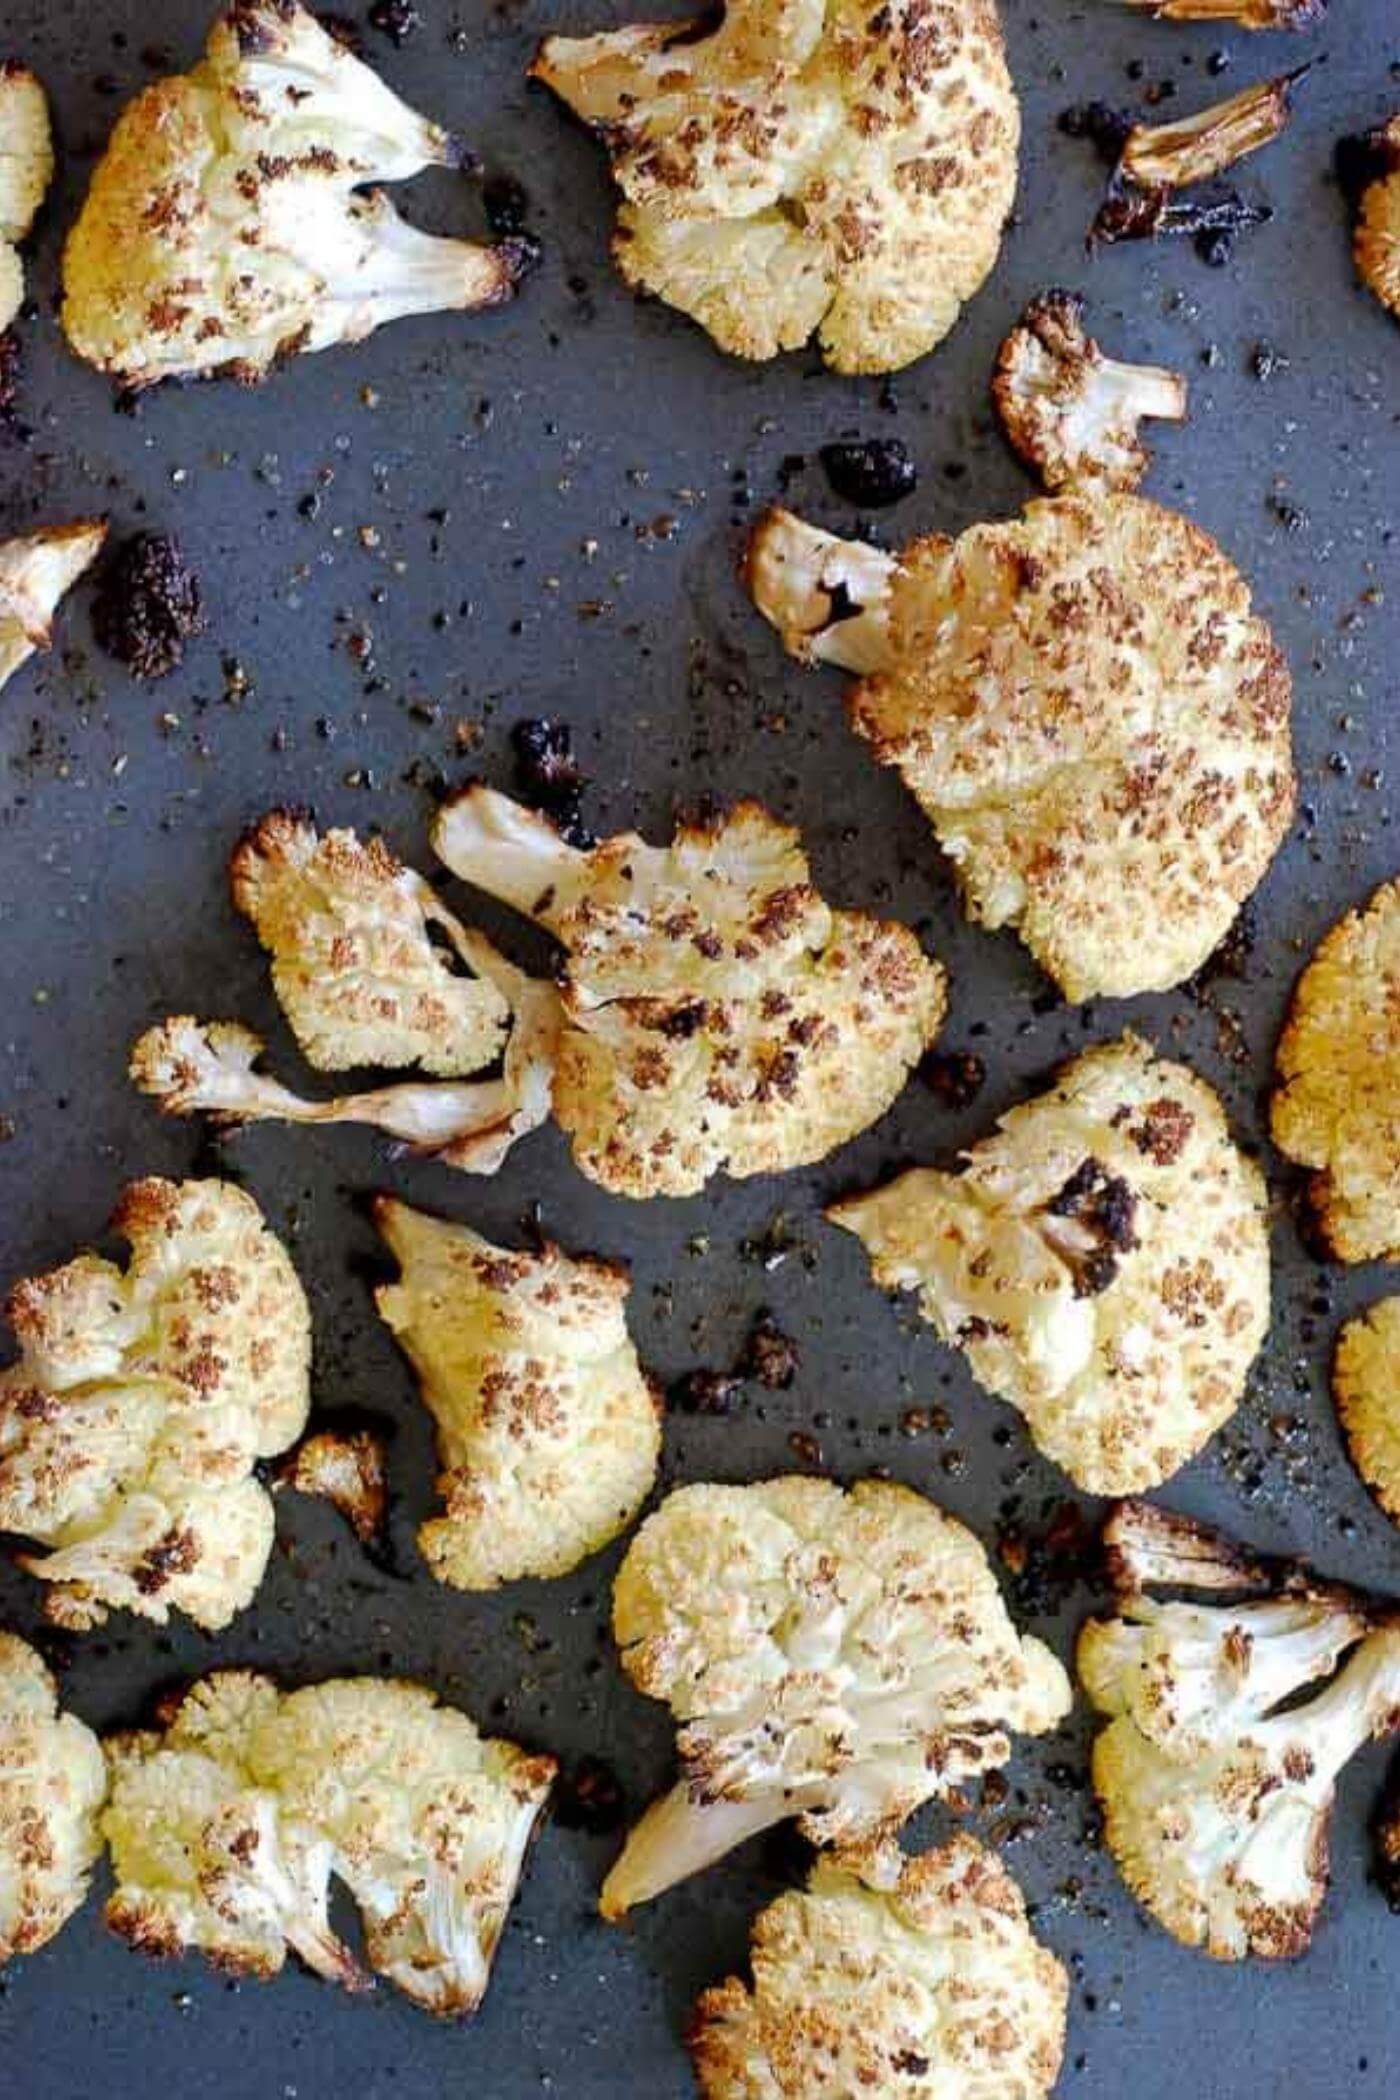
[
  {"x1": 0, "y1": 1177, "x2": 310, "y2": 1630},
  {"x1": 690, "y1": 1834, "x2": 1067, "y2": 2100},
  {"x1": 993, "y1": 290, "x2": 1187, "y2": 495},
  {"x1": 531, "y1": 0, "x2": 1018, "y2": 374},
  {"x1": 0, "y1": 1632, "x2": 106, "y2": 1965},
  {"x1": 0, "y1": 520, "x2": 106, "y2": 694},
  {"x1": 830, "y1": 1035, "x2": 1269, "y2": 1496},
  {"x1": 0, "y1": 65, "x2": 52, "y2": 332},
  {"x1": 1333, "y1": 1298, "x2": 1400, "y2": 1524},
  {"x1": 103, "y1": 1669, "x2": 554, "y2": 2014},
  {"x1": 275, "y1": 1425, "x2": 389, "y2": 1549},
  {"x1": 372, "y1": 1198, "x2": 661, "y2": 1589},
  {"x1": 1353, "y1": 117, "x2": 1400, "y2": 319},
  {"x1": 747, "y1": 494, "x2": 1293, "y2": 1002},
  {"x1": 599, "y1": 1476, "x2": 1070, "y2": 1918},
  {"x1": 62, "y1": 0, "x2": 529, "y2": 390},
  {"x1": 431, "y1": 788, "x2": 946, "y2": 1198}
]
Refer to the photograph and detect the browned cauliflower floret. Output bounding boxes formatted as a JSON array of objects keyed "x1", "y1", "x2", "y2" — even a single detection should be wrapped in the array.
[
  {"x1": 1114, "y1": 0, "x2": 1323, "y2": 23},
  {"x1": 0, "y1": 64, "x2": 52, "y2": 332},
  {"x1": 62, "y1": 0, "x2": 529, "y2": 390},
  {"x1": 431, "y1": 788, "x2": 946, "y2": 1198},
  {"x1": 690, "y1": 1834, "x2": 1067, "y2": 2099},
  {"x1": 747, "y1": 494, "x2": 1293, "y2": 1002},
  {"x1": 103, "y1": 1669, "x2": 555, "y2": 2014},
  {"x1": 275, "y1": 1426, "x2": 389, "y2": 1549},
  {"x1": 531, "y1": 0, "x2": 1018, "y2": 373},
  {"x1": 1352, "y1": 117, "x2": 1400, "y2": 321},
  {"x1": 1333, "y1": 1299, "x2": 1400, "y2": 1524},
  {"x1": 0, "y1": 1178, "x2": 310, "y2": 1631},
  {"x1": 0, "y1": 520, "x2": 106, "y2": 693},
  {"x1": 371, "y1": 1197, "x2": 661, "y2": 1589},
  {"x1": 599, "y1": 1477, "x2": 1070, "y2": 1919},
  {"x1": 992, "y1": 290, "x2": 1187, "y2": 494},
  {"x1": 0, "y1": 1632, "x2": 106, "y2": 1965},
  {"x1": 830, "y1": 1035, "x2": 1269, "y2": 1496}
]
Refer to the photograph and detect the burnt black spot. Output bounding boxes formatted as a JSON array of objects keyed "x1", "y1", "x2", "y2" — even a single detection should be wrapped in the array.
[
  {"x1": 819, "y1": 437, "x2": 917, "y2": 509},
  {"x1": 670, "y1": 1369, "x2": 744, "y2": 1416},
  {"x1": 554, "y1": 1754, "x2": 626, "y2": 1835},
  {"x1": 919, "y1": 1049, "x2": 987, "y2": 1111},
  {"x1": 511, "y1": 717, "x2": 593, "y2": 847},
  {"x1": 366, "y1": 0, "x2": 418, "y2": 41},
  {"x1": 1059, "y1": 99, "x2": 1135, "y2": 164},
  {"x1": 1044, "y1": 1157, "x2": 1138, "y2": 1298},
  {"x1": 92, "y1": 533, "x2": 205, "y2": 681},
  {"x1": 483, "y1": 176, "x2": 531, "y2": 237},
  {"x1": 740, "y1": 1312, "x2": 798, "y2": 1391}
]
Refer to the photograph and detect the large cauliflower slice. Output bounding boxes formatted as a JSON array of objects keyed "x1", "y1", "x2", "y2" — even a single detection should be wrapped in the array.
[
  {"x1": 0, "y1": 520, "x2": 106, "y2": 694},
  {"x1": 531, "y1": 0, "x2": 1018, "y2": 374},
  {"x1": 600, "y1": 1476, "x2": 1070, "y2": 1918},
  {"x1": 1333, "y1": 1298, "x2": 1400, "y2": 1524},
  {"x1": 372, "y1": 1197, "x2": 661, "y2": 1588},
  {"x1": 1272, "y1": 877, "x2": 1400, "y2": 1261},
  {"x1": 104, "y1": 1669, "x2": 554, "y2": 2013},
  {"x1": 0, "y1": 1177, "x2": 310, "y2": 1630},
  {"x1": 431, "y1": 787, "x2": 946, "y2": 1198},
  {"x1": 747, "y1": 493, "x2": 1293, "y2": 1002},
  {"x1": 62, "y1": 0, "x2": 529, "y2": 390},
  {"x1": 690, "y1": 1834, "x2": 1067, "y2": 2099},
  {"x1": 830, "y1": 1034, "x2": 1269, "y2": 1496},
  {"x1": 0, "y1": 1632, "x2": 106, "y2": 1965},
  {"x1": 0, "y1": 65, "x2": 52, "y2": 332}
]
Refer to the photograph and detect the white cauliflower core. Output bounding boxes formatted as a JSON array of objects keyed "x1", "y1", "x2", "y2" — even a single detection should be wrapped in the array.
[
  {"x1": 0, "y1": 1633, "x2": 106, "y2": 1964},
  {"x1": 532, "y1": 0, "x2": 1018, "y2": 373},
  {"x1": 0, "y1": 1178, "x2": 310, "y2": 1630},
  {"x1": 690, "y1": 1834, "x2": 1067, "y2": 2099},
  {"x1": 1354, "y1": 117, "x2": 1400, "y2": 319},
  {"x1": 600, "y1": 1477, "x2": 1070, "y2": 1919},
  {"x1": 431, "y1": 788, "x2": 946, "y2": 1198},
  {"x1": 62, "y1": 0, "x2": 529, "y2": 389},
  {"x1": 992, "y1": 290, "x2": 1187, "y2": 495},
  {"x1": 103, "y1": 1670, "x2": 554, "y2": 2013},
  {"x1": 830, "y1": 1034, "x2": 1269, "y2": 1496},
  {"x1": 0, "y1": 521, "x2": 107, "y2": 694},
  {"x1": 0, "y1": 65, "x2": 52, "y2": 332},
  {"x1": 747, "y1": 494, "x2": 1293, "y2": 1002},
  {"x1": 1333, "y1": 1298, "x2": 1400, "y2": 1525},
  {"x1": 372, "y1": 1197, "x2": 661, "y2": 1589}
]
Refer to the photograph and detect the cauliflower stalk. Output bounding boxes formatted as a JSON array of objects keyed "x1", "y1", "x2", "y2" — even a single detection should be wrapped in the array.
[
  {"x1": 1116, "y1": 69, "x2": 1308, "y2": 192},
  {"x1": 992, "y1": 290, "x2": 1187, "y2": 495},
  {"x1": 0, "y1": 1633, "x2": 107, "y2": 1965},
  {"x1": 0, "y1": 521, "x2": 107, "y2": 694},
  {"x1": 0, "y1": 64, "x2": 52, "y2": 332}
]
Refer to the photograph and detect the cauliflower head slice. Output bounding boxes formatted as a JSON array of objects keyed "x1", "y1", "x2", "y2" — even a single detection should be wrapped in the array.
[
  {"x1": 0, "y1": 1177, "x2": 310, "y2": 1631},
  {"x1": 0, "y1": 1632, "x2": 107, "y2": 1964},
  {"x1": 0, "y1": 65, "x2": 52, "y2": 332},
  {"x1": 689, "y1": 1833, "x2": 1067, "y2": 2100},
  {"x1": 62, "y1": 0, "x2": 529, "y2": 390},
  {"x1": 371, "y1": 1196, "x2": 661, "y2": 1589},
  {"x1": 531, "y1": 0, "x2": 1019, "y2": 374},
  {"x1": 1354, "y1": 117, "x2": 1400, "y2": 319},
  {"x1": 992, "y1": 290, "x2": 1187, "y2": 495},
  {"x1": 831, "y1": 1034, "x2": 1269, "y2": 1497},
  {"x1": 747, "y1": 493, "x2": 1294, "y2": 1003},
  {"x1": 600, "y1": 1476, "x2": 1070, "y2": 1919},
  {"x1": 0, "y1": 520, "x2": 107, "y2": 694},
  {"x1": 431, "y1": 786, "x2": 946, "y2": 1199},
  {"x1": 1333, "y1": 1297, "x2": 1400, "y2": 1523}
]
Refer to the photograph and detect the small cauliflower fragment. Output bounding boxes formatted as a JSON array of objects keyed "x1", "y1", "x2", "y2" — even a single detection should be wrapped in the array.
[
  {"x1": 0, "y1": 520, "x2": 107, "y2": 693},
  {"x1": 1333, "y1": 1299, "x2": 1400, "y2": 1524},
  {"x1": 830, "y1": 1034, "x2": 1269, "y2": 1496},
  {"x1": 0, "y1": 1632, "x2": 106, "y2": 1965},
  {"x1": 1351, "y1": 116, "x2": 1400, "y2": 321},
  {"x1": 531, "y1": 0, "x2": 1019, "y2": 374},
  {"x1": 689, "y1": 1834, "x2": 1067, "y2": 2100},
  {"x1": 1116, "y1": 69, "x2": 1308, "y2": 192},
  {"x1": 275, "y1": 1426, "x2": 389, "y2": 1548},
  {"x1": 372, "y1": 1197, "x2": 661, "y2": 1589},
  {"x1": 1113, "y1": 0, "x2": 1323, "y2": 23},
  {"x1": 104, "y1": 1669, "x2": 554, "y2": 2014},
  {"x1": 0, "y1": 1177, "x2": 310, "y2": 1631},
  {"x1": 62, "y1": 0, "x2": 529, "y2": 390},
  {"x1": 0, "y1": 65, "x2": 52, "y2": 332},
  {"x1": 600, "y1": 1476, "x2": 1070, "y2": 1918},
  {"x1": 992, "y1": 290, "x2": 1187, "y2": 494}
]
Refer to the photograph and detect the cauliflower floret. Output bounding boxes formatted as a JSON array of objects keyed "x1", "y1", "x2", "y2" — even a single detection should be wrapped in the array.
[
  {"x1": 992, "y1": 290, "x2": 1187, "y2": 495},
  {"x1": 104, "y1": 1669, "x2": 554, "y2": 2014},
  {"x1": 1353, "y1": 117, "x2": 1400, "y2": 319},
  {"x1": 0, "y1": 520, "x2": 106, "y2": 693},
  {"x1": 599, "y1": 1477, "x2": 1070, "y2": 1918},
  {"x1": 371, "y1": 1197, "x2": 661, "y2": 1589},
  {"x1": 830, "y1": 1034, "x2": 1269, "y2": 1496},
  {"x1": 0, "y1": 1632, "x2": 106, "y2": 1964},
  {"x1": 275, "y1": 1425, "x2": 388, "y2": 1549},
  {"x1": 689, "y1": 1834, "x2": 1067, "y2": 2099},
  {"x1": 0, "y1": 1177, "x2": 310, "y2": 1630},
  {"x1": 1333, "y1": 1298, "x2": 1400, "y2": 1523},
  {"x1": 62, "y1": 0, "x2": 529, "y2": 390},
  {"x1": 431, "y1": 788, "x2": 946, "y2": 1198},
  {"x1": 747, "y1": 495, "x2": 1293, "y2": 1002},
  {"x1": 531, "y1": 0, "x2": 1018, "y2": 374},
  {"x1": 0, "y1": 65, "x2": 52, "y2": 332}
]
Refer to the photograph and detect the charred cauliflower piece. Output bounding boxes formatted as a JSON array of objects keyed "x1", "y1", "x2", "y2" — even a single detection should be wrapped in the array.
[
  {"x1": 0, "y1": 1178, "x2": 310, "y2": 1631},
  {"x1": 0, "y1": 1633, "x2": 106, "y2": 1965},
  {"x1": 62, "y1": 0, "x2": 528, "y2": 390},
  {"x1": 1116, "y1": 69, "x2": 1307, "y2": 193},
  {"x1": 600, "y1": 1477, "x2": 1070, "y2": 1918},
  {"x1": 104, "y1": 1669, "x2": 554, "y2": 2013},
  {"x1": 0, "y1": 520, "x2": 106, "y2": 694},
  {"x1": 690, "y1": 1834, "x2": 1067, "y2": 2100},
  {"x1": 830, "y1": 1035, "x2": 1269, "y2": 1496},
  {"x1": 372, "y1": 1198, "x2": 660, "y2": 1589},
  {"x1": 1334, "y1": 1299, "x2": 1400, "y2": 1524},
  {"x1": 531, "y1": 0, "x2": 1019, "y2": 374},
  {"x1": 1114, "y1": 0, "x2": 1324, "y2": 23},
  {"x1": 431, "y1": 788, "x2": 946, "y2": 1199},
  {"x1": 1352, "y1": 117, "x2": 1400, "y2": 321},
  {"x1": 0, "y1": 65, "x2": 52, "y2": 332},
  {"x1": 993, "y1": 291, "x2": 1187, "y2": 495},
  {"x1": 747, "y1": 494, "x2": 1293, "y2": 1002}
]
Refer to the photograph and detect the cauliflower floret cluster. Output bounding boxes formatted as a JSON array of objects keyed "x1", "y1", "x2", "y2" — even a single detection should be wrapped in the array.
[
  {"x1": 0, "y1": 64, "x2": 52, "y2": 332},
  {"x1": 992, "y1": 290, "x2": 1187, "y2": 495},
  {"x1": 1333, "y1": 1298, "x2": 1400, "y2": 1524},
  {"x1": 0, "y1": 1177, "x2": 310, "y2": 1630},
  {"x1": 600, "y1": 1477, "x2": 1070, "y2": 1918},
  {"x1": 690, "y1": 1834, "x2": 1067, "y2": 2099},
  {"x1": 104, "y1": 1669, "x2": 555, "y2": 2014},
  {"x1": 372, "y1": 1197, "x2": 661, "y2": 1589},
  {"x1": 0, "y1": 520, "x2": 106, "y2": 694},
  {"x1": 1352, "y1": 116, "x2": 1400, "y2": 318},
  {"x1": 830, "y1": 1035, "x2": 1269, "y2": 1496},
  {"x1": 62, "y1": 0, "x2": 529, "y2": 390},
  {"x1": 748, "y1": 494, "x2": 1294, "y2": 1002},
  {"x1": 0, "y1": 1633, "x2": 106, "y2": 1966},
  {"x1": 532, "y1": 0, "x2": 1019, "y2": 373}
]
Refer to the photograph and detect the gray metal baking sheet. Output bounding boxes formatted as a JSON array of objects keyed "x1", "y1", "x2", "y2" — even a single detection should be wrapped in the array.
[{"x1": 1, "y1": 0, "x2": 1397, "y2": 2093}]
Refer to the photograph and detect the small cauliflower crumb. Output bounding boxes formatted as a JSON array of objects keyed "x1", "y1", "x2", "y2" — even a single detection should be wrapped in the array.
[
  {"x1": 275, "y1": 1426, "x2": 389, "y2": 1548},
  {"x1": 1333, "y1": 1299, "x2": 1400, "y2": 1524},
  {"x1": 992, "y1": 289, "x2": 1187, "y2": 494},
  {"x1": 0, "y1": 65, "x2": 53, "y2": 332},
  {"x1": 0, "y1": 1632, "x2": 106, "y2": 1965},
  {"x1": 0, "y1": 520, "x2": 107, "y2": 694},
  {"x1": 1352, "y1": 116, "x2": 1400, "y2": 321}
]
